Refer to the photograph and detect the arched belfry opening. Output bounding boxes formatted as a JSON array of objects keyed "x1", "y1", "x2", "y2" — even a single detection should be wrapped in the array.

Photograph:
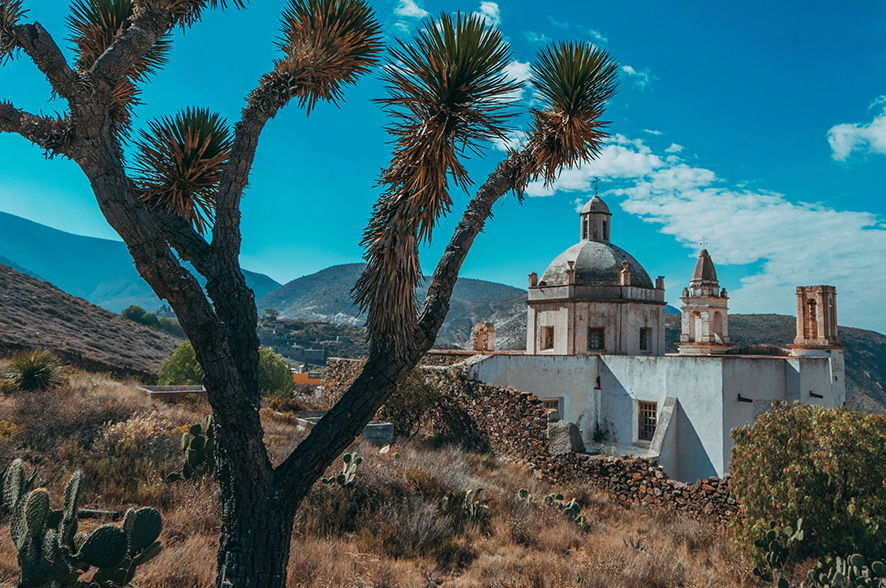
[{"x1": 678, "y1": 249, "x2": 732, "y2": 355}]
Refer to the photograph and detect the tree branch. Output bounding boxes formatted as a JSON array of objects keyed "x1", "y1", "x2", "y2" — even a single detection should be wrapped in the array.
[
  {"x1": 212, "y1": 78, "x2": 280, "y2": 259},
  {"x1": 150, "y1": 208, "x2": 214, "y2": 275},
  {"x1": 272, "y1": 150, "x2": 531, "y2": 500},
  {"x1": 418, "y1": 150, "x2": 530, "y2": 335},
  {"x1": 10, "y1": 22, "x2": 78, "y2": 99},
  {"x1": 89, "y1": 2, "x2": 176, "y2": 85},
  {"x1": 0, "y1": 101, "x2": 72, "y2": 156}
]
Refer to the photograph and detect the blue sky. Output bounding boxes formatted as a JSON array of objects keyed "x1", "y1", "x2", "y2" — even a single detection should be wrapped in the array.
[{"x1": 1, "y1": 0, "x2": 884, "y2": 332}]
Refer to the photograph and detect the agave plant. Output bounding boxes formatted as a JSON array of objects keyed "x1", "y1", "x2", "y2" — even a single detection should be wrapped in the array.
[
  {"x1": 353, "y1": 12, "x2": 521, "y2": 350},
  {"x1": 5, "y1": 350, "x2": 59, "y2": 391},
  {"x1": 132, "y1": 107, "x2": 233, "y2": 233}
]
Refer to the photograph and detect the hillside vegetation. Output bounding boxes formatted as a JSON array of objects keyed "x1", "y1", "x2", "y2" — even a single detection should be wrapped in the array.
[
  {"x1": 0, "y1": 264, "x2": 179, "y2": 378},
  {"x1": 0, "y1": 365, "x2": 754, "y2": 587}
]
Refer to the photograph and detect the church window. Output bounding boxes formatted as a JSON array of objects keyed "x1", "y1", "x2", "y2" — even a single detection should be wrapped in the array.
[
  {"x1": 582, "y1": 218, "x2": 589, "y2": 239},
  {"x1": 588, "y1": 327, "x2": 605, "y2": 350},
  {"x1": 639, "y1": 327, "x2": 652, "y2": 351},
  {"x1": 540, "y1": 326, "x2": 555, "y2": 350},
  {"x1": 602, "y1": 220, "x2": 608, "y2": 239},
  {"x1": 638, "y1": 401, "x2": 657, "y2": 442}
]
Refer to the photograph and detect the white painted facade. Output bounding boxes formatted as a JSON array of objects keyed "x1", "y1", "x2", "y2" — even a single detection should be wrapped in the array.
[{"x1": 470, "y1": 196, "x2": 847, "y2": 482}]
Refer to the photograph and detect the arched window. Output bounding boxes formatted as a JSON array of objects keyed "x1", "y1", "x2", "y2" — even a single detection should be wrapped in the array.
[
  {"x1": 712, "y1": 311, "x2": 724, "y2": 337},
  {"x1": 602, "y1": 220, "x2": 608, "y2": 240},
  {"x1": 804, "y1": 300, "x2": 818, "y2": 339}
]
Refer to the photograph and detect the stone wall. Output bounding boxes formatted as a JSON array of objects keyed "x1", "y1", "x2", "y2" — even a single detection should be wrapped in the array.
[{"x1": 324, "y1": 357, "x2": 735, "y2": 523}]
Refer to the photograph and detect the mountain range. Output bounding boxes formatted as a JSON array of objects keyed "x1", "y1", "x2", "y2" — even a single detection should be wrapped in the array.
[
  {"x1": 0, "y1": 211, "x2": 281, "y2": 311},
  {"x1": 0, "y1": 212, "x2": 883, "y2": 412}
]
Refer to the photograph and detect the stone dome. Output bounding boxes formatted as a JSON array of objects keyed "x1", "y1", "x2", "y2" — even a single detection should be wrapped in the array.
[
  {"x1": 581, "y1": 195, "x2": 611, "y2": 215},
  {"x1": 540, "y1": 240, "x2": 654, "y2": 288}
]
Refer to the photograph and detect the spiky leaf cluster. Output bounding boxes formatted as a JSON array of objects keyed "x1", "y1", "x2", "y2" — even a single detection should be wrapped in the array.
[
  {"x1": 353, "y1": 12, "x2": 519, "y2": 349},
  {"x1": 67, "y1": 0, "x2": 171, "y2": 130},
  {"x1": 525, "y1": 41, "x2": 618, "y2": 185},
  {"x1": 263, "y1": 0, "x2": 383, "y2": 113},
  {"x1": 0, "y1": 0, "x2": 25, "y2": 64},
  {"x1": 133, "y1": 107, "x2": 233, "y2": 233}
]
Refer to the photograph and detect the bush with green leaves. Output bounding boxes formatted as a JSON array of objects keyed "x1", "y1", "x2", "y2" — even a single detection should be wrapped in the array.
[
  {"x1": 731, "y1": 402, "x2": 886, "y2": 562},
  {"x1": 3, "y1": 349, "x2": 60, "y2": 391},
  {"x1": 158, "y1": 342, "x2": 294, "y2": 396},
  {"x1": 2, "y1": 458, "x2": 162, "y2": 587}
]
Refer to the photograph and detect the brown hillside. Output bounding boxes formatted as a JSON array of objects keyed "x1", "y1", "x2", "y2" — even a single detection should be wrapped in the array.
[{"x1": 0, "y1": 263, "x2": 179, "y2": 379}]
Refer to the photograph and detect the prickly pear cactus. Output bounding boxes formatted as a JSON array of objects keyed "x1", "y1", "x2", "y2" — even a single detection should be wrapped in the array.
[
  {"x1": 168, "y1": 415, "x2": 216, "y2": 482},
  {"x1": 322, "y1": 452, "x2": 362, "y2": 488},
  {"x1": 751, "y1": 519, "x2": 805, "y2": 583},
  {"x1": 801, "y1": 553, "x2": 886, "y2": 587},
  {"x1": 4, "y1": 458, "x2": 164, "y2": 588}
]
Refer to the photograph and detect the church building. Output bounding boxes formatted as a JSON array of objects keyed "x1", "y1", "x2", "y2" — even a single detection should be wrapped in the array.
[{"x1": 463, "y1": 196, "x2": 846, "y2": 482}]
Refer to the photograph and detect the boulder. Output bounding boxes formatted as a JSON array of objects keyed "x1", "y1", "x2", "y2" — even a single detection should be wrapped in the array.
[{"x1": 548, "y1": 421, "x2": 586, "y2": 455}]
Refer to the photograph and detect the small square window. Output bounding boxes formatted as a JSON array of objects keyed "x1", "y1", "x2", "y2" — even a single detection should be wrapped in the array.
[
  {"x1": 639, "y1": 327, "x2": 652, "y2": 351},
  {"x1": 543, "y1": 398, "x2": 562, "y2": 419},
  {"x1": 638, "y1": 401, "x2": 657, "y2": 442},
  {"x1": 540, "y1": 326, "x2": 555, "y2": 350},
  {"x1": 588, "y1": 327, "x2": 605, "y2": 350}
]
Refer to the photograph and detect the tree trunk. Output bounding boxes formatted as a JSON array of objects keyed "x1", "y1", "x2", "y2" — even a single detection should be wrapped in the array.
[{"x1": 215, "y1": 487, "x2": 296, "y2": 588}]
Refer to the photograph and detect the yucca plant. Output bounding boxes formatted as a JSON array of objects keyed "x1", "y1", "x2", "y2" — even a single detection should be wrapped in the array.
[
  {"x1": 0, "y1": 1, "x2": 616, "y2": 584},
  {"x1": 5, "y1": 350, "x2": 59, "y2": 391},
  {"x1": 353, "y1": 13, "x2": 520, "y2": 351},
  {"x1": 133, "y1": 108, "x2": 233, "y2": 233},
  {"x1": 67, "y1": 0, "x2": 171, "y2": 132},
  {"x1": 0, "y1": 0, "x2": 26, "y2": 63}
]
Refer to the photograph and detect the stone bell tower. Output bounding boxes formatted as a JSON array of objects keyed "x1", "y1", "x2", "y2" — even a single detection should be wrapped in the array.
[
  {"x1": 678, "y1": 249, "x2": 733, "y2": 355},
  {"x1": 791, "y1": 286, "x2": 840, "y2": 349},
  {"x1": 790, "y1": 285, "x2": 845, "y2": 406}
]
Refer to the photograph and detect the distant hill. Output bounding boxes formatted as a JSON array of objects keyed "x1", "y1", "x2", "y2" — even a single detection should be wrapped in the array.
[
  {"x1": 260, "y1": 263, "x2": 529, "y2": 349},
  {"x1": 0, "y1": 264, "x2": 180, "y2": 379},
  {"x1": 0, "y1": 211, "x2": 281, "y2": 311},
  {"x1": 664, "y1": 314, "x2": 886, "y2": 414}
]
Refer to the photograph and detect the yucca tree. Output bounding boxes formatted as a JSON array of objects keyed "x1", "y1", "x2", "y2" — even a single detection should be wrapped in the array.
[{"x1": 0, "y1": 0, "x2": 617, "y2": 585}]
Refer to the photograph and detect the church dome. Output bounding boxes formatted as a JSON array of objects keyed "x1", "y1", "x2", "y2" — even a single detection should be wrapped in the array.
[
  {"x1": 581, "y1": 195, "x2": 610, "y2": 215},
  {"x1": 540, "y1": 240, "x2": 654, "y2": 288}
]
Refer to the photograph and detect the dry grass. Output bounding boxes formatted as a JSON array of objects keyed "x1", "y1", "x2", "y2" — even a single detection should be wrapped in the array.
[{"x1": 0, "y1": 368, "x2": 757, "y2": 587}]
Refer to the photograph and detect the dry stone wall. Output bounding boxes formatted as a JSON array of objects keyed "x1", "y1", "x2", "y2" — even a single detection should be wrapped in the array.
[{"x1": 324, "y1": 357, "x2": 736, "y2": 523}]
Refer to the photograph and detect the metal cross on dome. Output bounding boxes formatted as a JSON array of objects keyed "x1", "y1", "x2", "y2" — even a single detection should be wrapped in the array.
[{"x1": 698, "y1": 236, "x2": 711, "y2": 251}]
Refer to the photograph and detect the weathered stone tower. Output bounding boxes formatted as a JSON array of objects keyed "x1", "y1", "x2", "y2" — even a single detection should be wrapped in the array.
[
  {"x1": 790, "y1": 285, "x2": 845, "y2": 405},
  {"x1": 471, "y1": 322, "x2": 496, "y2": 352},
  {"x1": 678, "y1": 249, "x2": 733, "y2": 355},
  {"x1": 792, "y1": 286, "x2": 840, "y2": 348}
]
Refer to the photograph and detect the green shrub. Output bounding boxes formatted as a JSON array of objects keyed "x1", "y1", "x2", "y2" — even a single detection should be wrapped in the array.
[
  {"x1": 121, "y1": 305, "x2": 162, "y2": 329},
  {"x1": 158, "y1": 342, "x2": 294, "y2": 396},
  {"x1": 258, "y1": 347, "x2": 294, "y2": 397},
  {"x1": 157, "y1": 342, "x2": 202, "y2": 385},
  {"x1": 4, "y1": 349, "x2": 60, "y2": 391},
  {"x1": 731, "y1": 402, "x2": 886, "y2": 562}
]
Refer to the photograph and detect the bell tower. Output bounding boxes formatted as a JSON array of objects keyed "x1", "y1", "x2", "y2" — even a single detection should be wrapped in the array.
[
  {"x1": 580, "y1": 195, "x2": 611, "y2": 243},
  {"x1": 678, "y1": 249, "x2": 733, "y2": 355},
  {"x1": 791, "y1": 286, "x2": 840, "y2": 349}
]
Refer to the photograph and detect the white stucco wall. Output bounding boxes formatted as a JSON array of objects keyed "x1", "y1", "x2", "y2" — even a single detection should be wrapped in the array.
[{"x1": 467, "y1": 351, "x2": 844, "y2": 482}]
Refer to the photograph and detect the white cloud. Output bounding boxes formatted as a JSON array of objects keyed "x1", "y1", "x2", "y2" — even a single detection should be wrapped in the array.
[
  {"x1": 524, "y1": 134, "x2": 664, "y2": 196},
  {"x1": 526, "y1": 134, "x2": 886, "y2": 332},
  {"x1": 525, "y1": 31, "x2": 551, "y2": 44},
  {"x1": 582, "y1": 27, "x2": 608, "y2": 45},
  {"x1": 621, "y1": 65, "x2": 652, "y2": 89},
  {"x1": 664, "y1": 143, "x2": 684, "y2": 153},
  {"x1": 502, "y1": 60, "x2": 531, "y2": 103},
  {"x1": 476, "y1": 1, "x2": 501, "y2": 27},
  {"x1": 394, "y1": 0, "x2": 429, "y2": 19},
  {"x1": 827, "y1": 106, "x2": 886, "y2": 161},
  {"x1": 642, "y1": 128, "x2": 663, "y2": 136}
]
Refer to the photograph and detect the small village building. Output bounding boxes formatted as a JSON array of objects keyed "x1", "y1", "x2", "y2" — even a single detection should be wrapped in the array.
[{"x1": 465, "y1": 196, "x2": 846, "y2": 482}]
